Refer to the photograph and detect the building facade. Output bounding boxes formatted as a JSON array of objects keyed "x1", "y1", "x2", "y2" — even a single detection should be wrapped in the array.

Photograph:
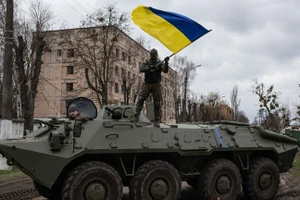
[{"x1": 34, "y1": 27, "x2": 176, "y2": 122}]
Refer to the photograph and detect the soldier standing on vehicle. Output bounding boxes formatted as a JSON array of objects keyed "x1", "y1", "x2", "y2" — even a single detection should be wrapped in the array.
[
  {"x1": 133, "y1": 48, "x2": 169, "y2": 127},
  {"x1": 69, "y1": 104, "x2": 89, "y2": 122}
]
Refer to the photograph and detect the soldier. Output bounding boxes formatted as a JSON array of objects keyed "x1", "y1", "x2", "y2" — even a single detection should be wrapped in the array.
[
  {"x1": 69, "y1": 104, "x2": 89, "y2": 122},
  {"x1": 133, "y1": 48, "x2": 169, "y2": 127}
]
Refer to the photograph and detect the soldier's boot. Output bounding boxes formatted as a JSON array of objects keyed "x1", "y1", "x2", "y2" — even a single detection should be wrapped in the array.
[
  {"x1": 131, "y1": 105, "x2": 142, "y2": 122},
  {"x1": 153, "y1": 101, "x2": 161, "y2": 127}
]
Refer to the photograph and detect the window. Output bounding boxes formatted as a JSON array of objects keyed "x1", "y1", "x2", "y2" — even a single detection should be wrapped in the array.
[
  {"x1": 122, "y1": 52, "x2": 126, "y2": 61},
  {"x1": 67, "y1": 66, "x2": 74, "y2": 74},
  {"x1": 57, "y1": 49, "x2": 62, "y2": 57},
  {"x1": 114, "y1": 82, "x2": 119, "y2": 93},
  {"x1": 115, "y1": 65, "x2": 119, "y2": 75},
  {"x1": 128, "y1": 71, "x2": 130, "y2": 79},
  {"x1": 128, "y1": 56, "x2": 131, "y2": 64},
  {"x1": 121, "y1": 84, "x2": 124, "y2": 93},
  {"x1": 122, "y1": 68, "x2": 125, "y2": 75},
  {"x1": 116, "y1": 48, "x2": 119, "y2": 58},
  {"x1": 66, "y1": 83, "x2": 73, "y2": 91},
  {"x1": 67, "y1": 49, "x2": 74, "y2": 57}
]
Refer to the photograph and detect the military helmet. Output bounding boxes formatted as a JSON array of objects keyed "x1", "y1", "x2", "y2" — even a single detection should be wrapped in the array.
[{"x1": 150, "y1": 48, "x2": 158, "y2": 55}]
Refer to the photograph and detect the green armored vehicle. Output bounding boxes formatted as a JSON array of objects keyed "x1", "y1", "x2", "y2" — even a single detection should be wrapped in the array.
[{"x1": 0, "y1": 97, "x2": 298, "y2": 200}]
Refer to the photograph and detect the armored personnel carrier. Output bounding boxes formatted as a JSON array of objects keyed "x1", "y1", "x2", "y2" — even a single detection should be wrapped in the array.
[{"x1": 0, "y1": 97, "x2": 298, "y2": 200}]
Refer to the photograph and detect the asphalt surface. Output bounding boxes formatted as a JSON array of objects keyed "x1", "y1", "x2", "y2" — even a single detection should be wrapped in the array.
[{"x1": 2, "y1": 174, "x2": 300, "y2": 200}]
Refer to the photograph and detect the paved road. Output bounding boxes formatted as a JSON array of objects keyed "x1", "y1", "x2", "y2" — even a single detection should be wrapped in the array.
[{"x1": 33, "y1": 182, "x2": 205, "y2": 200}]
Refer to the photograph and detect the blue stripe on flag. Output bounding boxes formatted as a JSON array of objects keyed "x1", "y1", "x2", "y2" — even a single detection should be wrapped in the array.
[{"x1": 149, "y1": 7, "x2": 210, "y2": 42}]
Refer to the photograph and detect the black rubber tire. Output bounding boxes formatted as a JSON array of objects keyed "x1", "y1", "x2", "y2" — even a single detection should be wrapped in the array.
[
  {"x1": 129, "y1": 160, "x2": 181, "y2": 200},
  {"x1": 62, "y1": 161, "x2": 123, "y2": 200},
  {"x1": 33, "y1": 181, "x2": 60, "y2": 200},
  {"x1": 243, "y1": 157, "x2": 280, "y2": 200},
  {"x1": 198, "y1": 159, "x2": 242, "y2": 200},
  {"x1": 186, "y1": 178, "x2": 198, "y2": 189}
]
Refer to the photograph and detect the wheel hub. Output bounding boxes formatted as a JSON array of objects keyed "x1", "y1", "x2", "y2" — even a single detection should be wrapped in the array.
[
  {"x1": 85, "y1": 182, "x2": 106, "y2": 200},
  {"x1": 216, "y1": 175, "x2": 231, "y2": 194},
  {"x1": 150, "y1": 179, "x2": 169, "y2": 199},
  {"x1": 259, "y1": 173, "x2": 272, "y2": 190}
]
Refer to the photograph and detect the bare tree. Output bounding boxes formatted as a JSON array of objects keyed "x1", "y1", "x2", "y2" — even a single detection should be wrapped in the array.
[
  {"x1": 61, "y1": 3, "x2": 131, "y2": 107},
  {"x1": 13, "y1": 0, "x2": 54, "y2": 130},
  {"x1": 172, "y1": 55, "x2": 200, "y2": 122},
  {"x1": 135, "y1": 35, "x2": 150, "y2": 51},
  {"x1": 230, "y1": 85, "x2": 241, "y2": 121}
]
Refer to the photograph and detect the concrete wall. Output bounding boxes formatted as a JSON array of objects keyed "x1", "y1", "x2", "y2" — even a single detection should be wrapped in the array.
[{"x1": 0, "y1": 119, "x2": 41, "y2": 170}]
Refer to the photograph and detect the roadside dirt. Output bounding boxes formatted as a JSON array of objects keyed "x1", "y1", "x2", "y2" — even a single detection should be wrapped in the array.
[{"x1": 0, "y1": 173, "x2": 299, "y2": 200}]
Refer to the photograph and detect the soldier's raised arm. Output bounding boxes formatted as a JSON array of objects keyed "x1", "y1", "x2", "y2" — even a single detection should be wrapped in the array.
[{"x1": 161, "y1": 57, "x2": 169, "y2": 73}]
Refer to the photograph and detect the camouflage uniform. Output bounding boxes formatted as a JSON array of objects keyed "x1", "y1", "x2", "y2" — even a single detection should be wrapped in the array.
[
  {"x1": 134, "y1": 48, "x2": 169, "y2": 126},
  {"x1": 71, "y1": 113, "x2": 89, "y2": 122}
]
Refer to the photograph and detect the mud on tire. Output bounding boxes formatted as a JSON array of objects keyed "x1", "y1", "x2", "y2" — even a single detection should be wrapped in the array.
[
  {"x1": 198, "y1": 158, "x2": 242, "y2": 200},
  {"x1": 62, "y1": 161, "x2": 123, "y2": 200},
  {"x1": 243, "y1": 157, "x2": 280, "y2": 200}
]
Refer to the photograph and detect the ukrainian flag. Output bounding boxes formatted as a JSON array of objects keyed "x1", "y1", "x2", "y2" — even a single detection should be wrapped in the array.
[{"x1": 131, "y1": 5, "x2": 211, "y2": 54}]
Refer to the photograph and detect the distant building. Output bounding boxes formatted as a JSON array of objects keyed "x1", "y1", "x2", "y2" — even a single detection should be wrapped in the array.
[
  {"x1": 218, "y1": 105, "x2": 234, "y2": 120},
  {"x1": 34, "y1": 27, "x2": 176, "y2": 122}
]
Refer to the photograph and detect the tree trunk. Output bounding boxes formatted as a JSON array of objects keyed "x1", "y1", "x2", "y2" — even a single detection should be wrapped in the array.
[
  {"x1": 183, "y1": 76, "x2": 187, "y2": 122},
  {"x1": 14, "y1": 35, "x2": 45, "y2": 131},
  {"x1": 2, "y1": 0, "x2": 13, "y2": 120}
]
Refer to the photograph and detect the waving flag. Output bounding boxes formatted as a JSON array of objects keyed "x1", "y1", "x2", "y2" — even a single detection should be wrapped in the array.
[{"x1": 131, "y1": 5, "x2": 211, "y2": 54}]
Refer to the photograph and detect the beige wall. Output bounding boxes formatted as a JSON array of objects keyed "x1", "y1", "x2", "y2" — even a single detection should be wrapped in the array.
[{"x1": 35, "y1": 27, "x2": 176, "y2": 122}]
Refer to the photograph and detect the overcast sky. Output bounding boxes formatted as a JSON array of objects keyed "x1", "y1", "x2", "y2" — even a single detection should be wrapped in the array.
[{"x1": 21, "y1": 0, "x2": 300, "y2": 122}]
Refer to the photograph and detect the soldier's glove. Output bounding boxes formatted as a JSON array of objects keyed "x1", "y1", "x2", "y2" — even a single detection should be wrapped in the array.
[{"x1": 164, "y1": 57, "x2": 169, "y2": 64}]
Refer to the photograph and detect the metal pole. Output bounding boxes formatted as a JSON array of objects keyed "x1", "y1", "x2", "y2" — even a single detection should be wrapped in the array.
[{"x1": 2, "y1": 0, "x2": 13, "y2": 119}]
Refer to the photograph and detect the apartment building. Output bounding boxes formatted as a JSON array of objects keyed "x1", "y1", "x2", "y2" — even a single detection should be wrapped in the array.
[{"x1": 34, "y1": 26, "x2": 176, "y2": 122}]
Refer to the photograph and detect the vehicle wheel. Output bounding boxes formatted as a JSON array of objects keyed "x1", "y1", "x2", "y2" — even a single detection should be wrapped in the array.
[
  {"x1": 198, "y1": 159, "x2": 242, "y2": 200},
  {"x1": 62, "y1": 161, "x2": 123, "y2": 200},
  {"x1": 186, "y1": 178, "x2": 198, "y2": 188},
  {"x1": 243, "y1": 157, "x2": 280, "y2": 200},
  {"x1": 129, "y1": 160, "x2": 181, "y2": 200},
  {"x1": 33, "y1": 181, "x2": 60, "y2": 200}
]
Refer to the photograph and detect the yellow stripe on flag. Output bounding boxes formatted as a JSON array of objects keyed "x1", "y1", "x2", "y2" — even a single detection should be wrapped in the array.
[{"x1": 131, "y1": 5, "x2": 191, "y2": 53}]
